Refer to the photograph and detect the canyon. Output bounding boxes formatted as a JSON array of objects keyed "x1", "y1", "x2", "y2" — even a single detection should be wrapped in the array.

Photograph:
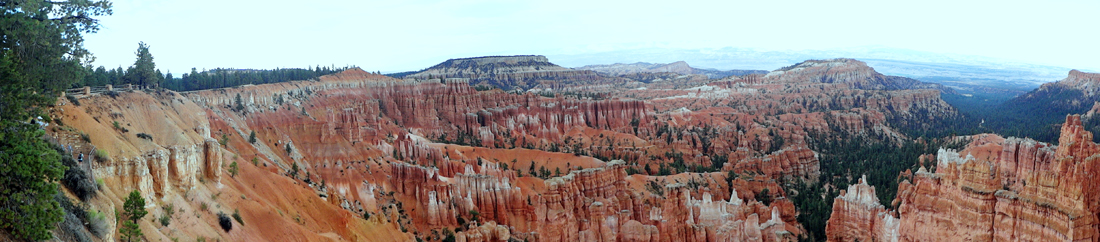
[
  {"x1": 7, "y1": 2, "x2": 1096, "y2": 241},
  {"x1": 46, "y1": 56, "x2": 968, "y2": 241}
]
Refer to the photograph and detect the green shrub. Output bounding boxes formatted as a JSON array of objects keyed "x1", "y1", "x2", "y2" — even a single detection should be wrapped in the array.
[
  {"x1": 229, "y1": 161, "x2": 239, "y2": 177},
  {"x1": 87, "y1": 208, "x2": 108, "y2": 237},
  {"x1": 219, "y1": 134, "x2": 229, "y2": 147},
  {"x1": 66, "y1": 95, "x2": 80, "y2": 106},
  {"x1": 163, "y1": 204, "x2": 174, "y2": 215},
  {"x1": 756, "y1": 188, "x2": 772, "y2": 206},
  {"x1": 55, "y1": 194, "x2": 94, "y2": 242},
  {"x1": 218, "y1": 212, "x2": 232, "y2": 231},
  {"x1": 61, "y1": 159, "x2": 97, "y2": 200},
  {"x1": 55, "y1": 144, "x2": 97, "y2": 200},
  {"x1": 232, "y1": 209, "x2": 243, "y2": 225},
  {"x1": 113, "y1": 121, "x2": 129, "y2": 132},
  {"x1": 94, "y1": 149, "x2": 109, "y2": 162}
]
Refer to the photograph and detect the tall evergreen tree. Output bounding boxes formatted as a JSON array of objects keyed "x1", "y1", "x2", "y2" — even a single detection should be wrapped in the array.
[
  {"x1": 163, "y1": 71, "x2": 174, "y2": 89},
  {"x1": 120, "y1": 190, "x2": 147, "y2": 242},
  {"x1": 0, "y1": 0, "x2": 112, "y2": 240},
  {"x1": 125, "y1": 41, "x2": 159, "y2": 87},
  {"x1": 112, "y1": 66, "x2": 125, "y2": 85}
]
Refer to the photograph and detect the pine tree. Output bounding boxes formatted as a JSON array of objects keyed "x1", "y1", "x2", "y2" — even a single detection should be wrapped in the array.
[
  {"x1": 126, "y1": 42, "x2": 160, "y2": 87},
  {"x1": 234, "y1": 93, "x2": 245, "y2": 112},
  {"x1": 120, "y1": 190, "x2": 148, "y2": 242},
  {"x1": 0, "y1": 0, "x2": 111, "y2": 240}
]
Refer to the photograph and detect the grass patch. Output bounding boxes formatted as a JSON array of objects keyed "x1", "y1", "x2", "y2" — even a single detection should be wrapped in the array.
[
  {"x1": 87, "y1": 208, "x2": 108, "y2": 237},
  {"x1": 94, "y1": 149, "x2": 109, "y2": 162}
]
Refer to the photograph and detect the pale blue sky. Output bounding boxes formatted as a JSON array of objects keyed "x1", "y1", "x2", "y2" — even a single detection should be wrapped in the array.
[{"x1": 84, "y1": 0, "x2": 1100, "y2": 75}]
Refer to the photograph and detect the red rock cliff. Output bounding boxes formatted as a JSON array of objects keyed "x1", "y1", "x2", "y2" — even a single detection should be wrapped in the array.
[
  {"x1": 827, "y1": 115, "x2": 1100, "y2": 241},
  {"x1": 825, "y1": 175, "x2": 898, "y2": 242}
]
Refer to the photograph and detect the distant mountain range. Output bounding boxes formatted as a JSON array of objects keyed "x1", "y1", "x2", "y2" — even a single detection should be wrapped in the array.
[
  {"x1": 548, "y1": 46, "x2": 1086, "y2": 91},
  {"x1": 575, "y1": 61, "x2": 765, "y2": 79}
]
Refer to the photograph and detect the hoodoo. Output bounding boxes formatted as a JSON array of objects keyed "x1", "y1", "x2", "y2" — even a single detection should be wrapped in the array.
[{"x1": 825, "y1": 115, "x2": 1100, "y2": 241}]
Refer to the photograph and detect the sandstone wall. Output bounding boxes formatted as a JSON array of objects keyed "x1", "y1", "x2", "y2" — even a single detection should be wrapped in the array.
[
  {"x1": 203, "y1": 138, "x2": 223, "y2": 184},
  {"x1": 825, "y1": 176, "x2": 898, "y2": 242}
]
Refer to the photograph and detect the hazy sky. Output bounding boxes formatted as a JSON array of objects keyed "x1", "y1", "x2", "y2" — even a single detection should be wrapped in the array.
[{"x1": 84, "y1": 0, "x2": 1100, "y2": 74}]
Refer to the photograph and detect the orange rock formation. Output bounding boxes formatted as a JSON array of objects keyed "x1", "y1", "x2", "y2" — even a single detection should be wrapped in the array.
[
  {"x1": 49, "y1": 55, "x2": 961, "y2": 241},
  {"x1": 826, "y1": 115, "x2": 1100, "y2": 241}
]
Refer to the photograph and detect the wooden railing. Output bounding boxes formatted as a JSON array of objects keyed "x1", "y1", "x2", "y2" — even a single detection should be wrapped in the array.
[{"x1": 64, "y1": 84, "x2": 147, "y2": 97}]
